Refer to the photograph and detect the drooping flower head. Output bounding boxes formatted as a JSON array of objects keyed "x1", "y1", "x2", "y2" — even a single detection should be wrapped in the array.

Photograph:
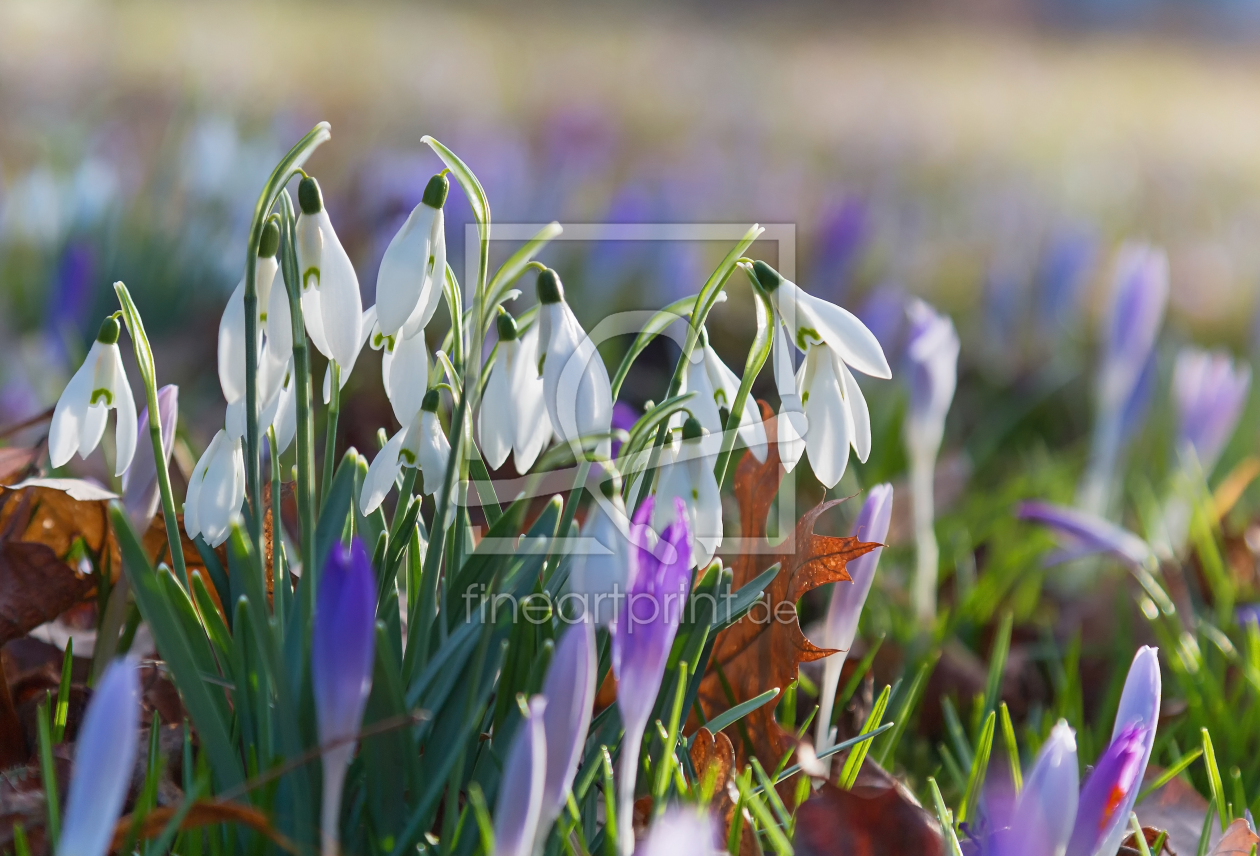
[
  {"x1": 1172, "y1": 347, "x2": 1251, "y2": 476},
  {"x1": 57, "y1": 658, "x2": 140, "y2": 856},
  {"x1": 49, "y1": 315, "x2": 138, "y2": 476},
  {"x1": 360, "y1": 387, "x2": 451, "y2": 514},
  {"x1": 121, "y1": 384, "x2": 178, "y2": 530},
  {"x1": 375, "y1": 173, "x2": 449, "y2": 342},
  {"x1": 479, "y1": 308, "x2": 552, "y2": 473},
  {"x1": 184, "y1": 428, "x2": 245, "y2": 548},
  {"x1": 296, "y1": 175, "x2": 365, "y2": 374}
]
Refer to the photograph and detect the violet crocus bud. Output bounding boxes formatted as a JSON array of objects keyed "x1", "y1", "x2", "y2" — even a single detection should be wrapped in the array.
[
  {"x1": 993, "y1": 720, "x2": 1078, "y2": 856},
  {"x1": 535, "y1": 621, "x2": 597, "y2": 845},
  {"x1": 121, "y1": 384, "x2": 178, "y2": 530},
  {"x1": 815, "y1": 484, "x2": 893, "y2": 755},
  {"x1": 637, "y1": 807, "x2": 723, "y2": 856},
  {"x1": 494, "y1": 696, "x2": 547, "y2": 856},
  {"x1": 1171, "y1": 347, "x2": 1251, "y2": 476},
  {"x1": 612, "y1": 496, "x2": 691, "y2": 856},
  {"x1": 1017, "y1": 501, "x2": 1155, "y2": 570},
  {"x1": 903, "y1": 299, "x2": 959, "y2": 622},
  {"x1": 312, "y1": 539, "x2": 376, "y2": 856},
  {"x1": 1078, "y1": 244, "x2": 1168, "y2": 517},
  {"x1": 57, "y1": 658, "x2": 140, "y2": 856}
]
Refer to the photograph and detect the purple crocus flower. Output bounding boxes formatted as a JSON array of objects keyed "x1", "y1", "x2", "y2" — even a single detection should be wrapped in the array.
[
  {"x1": 121, "y1": 384, "x2": 178, "y2": 530},
  {"x1": 612, "y1": 496, "x2": 691, "y2": 856},
  {"x1": 991, "y1": 720, "x2": 1079, "y2": 856},
  {"x1": 815, "y1": 484, "x2": 893, "y2": 755},
  {"x1": 610, "y1": 401, "x2": 639, "y2": 459},
  {"x1": 636, "y1": 806, "x2": 722, "y2": 856},
  {"x1": 812, "y1": 196, "x2": 868, "y2": 298},
  {"x1": 903, "y1": 299, "x2": 958, "y2": 622},
  {"x1": 1172, "y1": 347, "x2": 1251, "y2": 476},
  {"x1": 1079, "y1": 243, "x2": 1168, "y2": 516},
  {"x1": 494, "y1": 696, "x2": 547, "y2": 856},
  {"x1": 535, "y1": 621, "x2": 597, "y2": 845},
  {"x1": 1035, "y1": 226, "x2": 1096, "y2": 336},
  {"x1": 57, "y1": 658, "x2": 140, "y2": 856},
  {"x1": 1017, "y1": 501, "x2": 1155, "y2": 569},
  {"x1": 312, "y1": 539, "x2": 376, "y2": 856}
]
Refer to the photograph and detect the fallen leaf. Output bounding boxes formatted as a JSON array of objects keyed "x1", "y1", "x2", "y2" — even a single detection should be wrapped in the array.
[
  {"x1": 696, "y1": 402, "x2": 874, "y2": 769},
  {"x1": 794, "y1": 774, "x2": 944, "y2": 856},
  {"x1": 1137, "y1": 769, "x2": 1214, "y2": 856},
  {"x1": 1211, "y1": 819, "x2": 1260, "y2": 856},
  {"x1": 1121, "y1": 826, "x2": 1177, "y2": 855},
  {"x1": 690, "y1": 728, "x2": 735, "y2": 799},
  {"x1": 0, "y1": 542, "x2": 95, "y2": 647},
  {"x1": 0, "y1": 666, "x2": 25, "y2": 769},
  {"x1": 112, "y1": 800, "x2": 296, "y2": 853},
  {"x1": 0, "y1": 449, "x2": 42, "y2": 486}
]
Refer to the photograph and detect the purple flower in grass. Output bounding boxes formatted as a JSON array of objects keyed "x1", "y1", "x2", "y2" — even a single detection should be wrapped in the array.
[
  {"x1": 57, "y1": 658, "x2": 140, "y2": 856},
  {"x1": 814, "y1": 484, "x2": 893, "y2": 755},
  {"x1": 613, "y1": 497, "x2": 691, "y2": 856},
  {"x1": 611, "y1": 401, "x2": 639, "y2": 459},
  {"x1": 990, "y1": 720, "x2": 1079, "y2": 856},
  {"x1": 1017, "y1": 501, "x2": 1155, "y2": 569},
  {"x1": 637, "y1": 806, "x2": 722, "y2": 856},
  {"x1": 312, "y1": 539, "x2": 376, "y2": 856},
  {"x1": 535, "y1": 621, "x2": 597, "y2": 846},
  {"x1": 494, "y1": 696, "x2": 547, "y2": 856},
  {"x1": 1172, "y1": 347, "x2": 1251, "y2": 476},
  {"x1": 121, "y1": 384, "x2": 178, "y2": 530}
]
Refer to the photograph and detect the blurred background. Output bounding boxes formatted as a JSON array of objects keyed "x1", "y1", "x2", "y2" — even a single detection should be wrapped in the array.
[{"x1": 4, "y1": 0, "x2": 1260, "y2": 485}]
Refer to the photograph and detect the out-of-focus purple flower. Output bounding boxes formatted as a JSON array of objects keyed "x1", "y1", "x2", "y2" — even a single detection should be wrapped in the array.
[
  {"x1": 610, "y1": 402, "x2": 639, "y2": 459},
  {"x1": 856, "y1": 284, "x2": 906, "y2": 356},
  {"x1": 1035, "y1": 226, "x2": 1096, "y2": 334},
  {"x1": 991, "y1": 720, "x2": 1078, "y2": 856},
  {"x1": 815, "y1": 484, "x2": 893, "y2": 754},
  {"x1": 1118, "y1": 352, "x2": 1157, "y2": 444},
  {"x1": 1068, "y1": 646, "x2": 1160, "y2": 856},
  {"x1": 984, "y1": 257, "x2": 1028, "y2": 362},
  {"x1": 536, "y1": 622, "x2": 597, "y2": 843},
  {"x1": 612, "y1": 496, "x2": 691, "y2": 856},
  {"x1": 312, "y1": 539, "x2": 376, "y2": 856},
  {"x1": 121, "y1": 384, "x2": 178, "y2": 530},
  {"x1": 812, "y1": 196, "x2": 868, "y2": 298},
  {"x1": 1017, "y1": 501, "x2": 1155, "y2": 569},
  {"x1": 903, "y1": 299, "x2": 959, "y2": 458},
  {"x1": 494, "y1": 696, "x2": 547, "y2": 856},
  {"x1": 1172, "y1": 347, "x2": 1251, "y2": 475},
  {"x1": 1066, "y1": 723, "x2": 1148, "y2": 856},
  {"x1": 1080, "y1": 244, "x2": 1168, "y2": 516},
  {"x1": 1237, "y1": 603, "x2": 1260, "y2": 629},
  {"x1": 57, "y1": 658, "x2": 140, "y2": 856},
  {"x1": 46, "y1": 241, "x2": 96, "y2": 341},
  {"x1": 636, "y1": 806, "x2": 722, "y2": 856}
]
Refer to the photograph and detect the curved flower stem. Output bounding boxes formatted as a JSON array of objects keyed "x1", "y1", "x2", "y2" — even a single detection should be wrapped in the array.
[
  {"x1": 269, "y1": 426, "x2": 285, "y2": 631},
  {"x1": 616, "y1": 719, "x2": 646, "y2": 856},
  {"x1": 321, "y1": 362, "x2": 341, "y2": 506},
  {"x1": 909, "y1": 443, "x2": 939, "y2": 622},
  {"x1": 713, "y1": 270, "x2": 774, "y2": 487},
  {"x1": 112, "y1": 281, "x2": 186, "y2": 587}
]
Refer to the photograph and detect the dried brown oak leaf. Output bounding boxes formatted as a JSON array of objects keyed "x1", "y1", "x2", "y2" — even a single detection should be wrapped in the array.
[
  {"x1": 794, "y1": 763, "x2": 944, "y2": 856},
  {"x1": 696, "y1": 401, "x2": 877, "y2": 769},
  {"x1": 1210, "y1": 819, "x2": 1260, "y2": 856}
]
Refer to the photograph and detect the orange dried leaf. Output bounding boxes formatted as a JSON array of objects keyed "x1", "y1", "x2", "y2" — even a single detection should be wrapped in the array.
[{"x1": 111, "y1": 800, "x2": 296, "y2": 853}]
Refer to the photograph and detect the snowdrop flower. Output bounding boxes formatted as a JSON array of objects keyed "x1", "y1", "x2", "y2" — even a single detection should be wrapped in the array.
[
  {"x1": 50, "y1": 315, "x2": 138, "y2": 476},
  {"x1": 376, "y1": 324, "x2": 430, "y2": 426},
  {"x1": 612, "y1": 497, "x2": 691, "y2": 856},
  {"x1": 569, "y1": 472, "x2": 634, "y2": 625},
  {"x1": 798, "y1": 341, "x2": 872, "y2": 489},
  {"x1": 494, "y1": 696, "x2": 547, "y2": 856},
  {"x1": 1079, "y1": 244, "x2": 1168, "y2": 517},
  {"x1": 637, "y1": 807, "x2": 722, "y2": 856},
  {"x1": 121, "y1": 384, "x2": 178, "y2": 530},
  {"x1": 815, "y1": 484, "x2": 892, "y2": 755},
  {"x1": 296, "y1": 176, "x2": 364, "y2": 375},
  {"x1": 184, "y1": 428, "x2": 245, "y2": 548},
  {"x1": 653, "y1": 417, "x2": 722, "y2": 568},
  {"x1": 771, "y1": 318, "x2": 807, "y2": 471},
  {"x1": 991, "y1": 721, "x2": 1078, "y2": 856},
  {"x1": 752, "y1": 260, "x2": 891, "y2": 380},
  {"x1": 479, "y1": 310, "x2": 553, "y2": 472},
  {"x1": 902, "y1": 299, "x2": 959, "y2": 622},
  {"x1": 1172, "y1": 347, "x2": 1250, "y2": 476},
  {"x1": 56, "y1": 658, "x2": 140, "y2": 856},
  {"x1": 1070, "y1": 646, "x2": 1160, "y2": 856},
  {"x1": 536, "y1": 268, "x2": 613, "y2": 458},
  {"x1": 535, "y1": 622, "x2": 597, "y2": 845},
  {"x1": 312, "y1": 539, "x2": 376, "y2": 856},
  {"x1": 375, "y1": 173, "x2": 448, "y2": 342},
  {"x1": 218, "y1": 220, "x2": 281, "y2": 415},
  {"x1": 678, "y1": 329, "x2": 767, "y2": 461},
  {"x1": 322, "y1": 305, "x2": 377, "y2": 405},
  {"x1": 360, "y1": 389, "x2": 450, "y2": 513}
]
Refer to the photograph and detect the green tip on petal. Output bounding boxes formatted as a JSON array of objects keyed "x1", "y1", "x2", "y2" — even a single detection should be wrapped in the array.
[
  {"x1": 96, "y1": 316, "x2": 121, "y2": 345},
  {"x1": 752, "y1": 260, "x2": 784, "y2": 293},
  {"x1": 259, "y1": 220, "x2": 281, "y2": 258},
  {"x1": 496, "y1": 308, "x2": 519, "y2": 342},
  {"x1": 298, "y1": 176, "x2": 323, "y2": 215},
  {"x1": 682, "y1": 416, "x2": 704, "y2": 441},
  {"x1": 422, "y1": 174, "x2": 450, "y2": 209},
  {"x1": 537, "y1": 269, "x2": 564, "y2": 304},
  {"x1": 421, "y1": 389, "x2": 441, "y2": 412}
]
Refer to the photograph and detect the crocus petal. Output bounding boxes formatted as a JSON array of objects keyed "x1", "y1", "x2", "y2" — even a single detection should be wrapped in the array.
[
  {"x1": 1067, "y1": 722, "x2": 1148, "y2": 856},
  {"x1": 537, "y1": 622, "x2": 597, "y2": 838},
  {"x1": 49, "y1": 342, "x2": 101, "y2": 468},
  {"x1": 121, "y1": 384, "x2": 178, "y2": 529},
  {"x1": 903, "y1": 299, "x2": 959, "y2": 459},
  {"x1": 57, "y1": 658, "x2": 140, "y2": 856},
  {"x1": 998, "y1": 720, "x2": 1078, "y2": 856},
  {"x1": 1017, "y1": 501, "x2": 1154, "y2": 568},
  {"x1": 638, "y1": 807, "x2": 722, "y2": 856},
  {"x1": 1172, "y1": 347, "x2": 1251, "y2": 475},
  {"x1": 312, "y1": 538, "x2": 376, "y2": 743},
  {"x1": 494, "y1": 696, "x2": 547, "y2": 856},
  {"x1": 360, "y1": 428, "x2": 407, "y2": 515}
]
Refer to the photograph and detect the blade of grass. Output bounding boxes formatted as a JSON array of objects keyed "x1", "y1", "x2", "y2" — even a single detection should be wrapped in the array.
[
  {"x1": 1137, "y1": 749, "x2": 1202, "y2": 803},
  {"x1": 958, "y1": 711, "x2": 996, "y2": 826},
  {"x1": 838, "y1": 684, "x2": 891, "y2": 789},
  {"x1": 983, "y1": 612, "x2": 1013, "y2": 719},
  {"x1": 928, "y1": 777, "x2": 964, "y2": 856},
  {"x1": 52, "y1": 640, "x2": 72, "y2": 743},
  {"x1": 1202, "y1": 727, "x2": 1228, "y2": 830},
  {"x1": 999, "y1": 702, "x2": 1021, "y2": 797},
  {"x1": 36, "y1": 697, "x2": 59, "y2": 849}
]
